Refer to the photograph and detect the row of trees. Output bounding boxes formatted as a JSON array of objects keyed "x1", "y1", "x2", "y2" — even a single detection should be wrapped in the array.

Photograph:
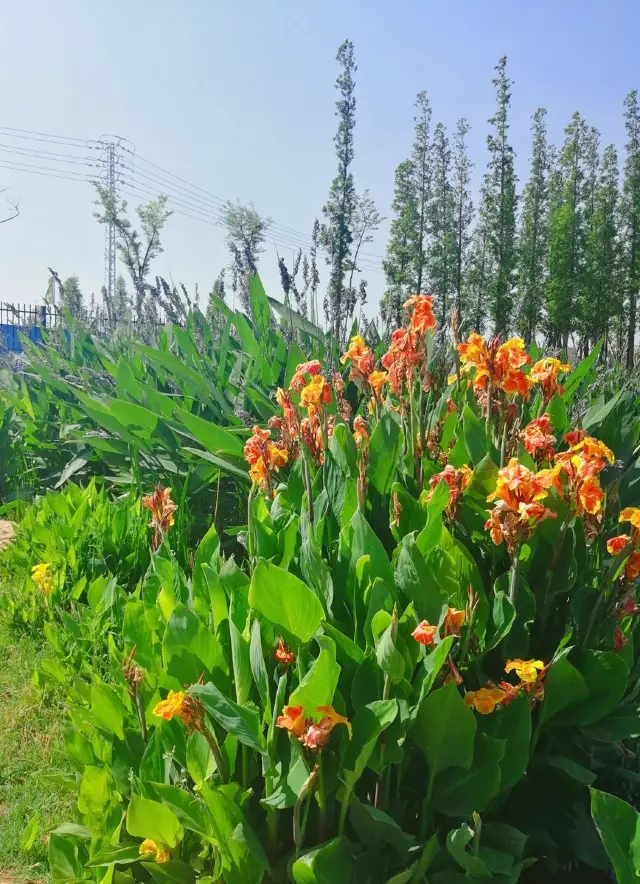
[
  {"x1": 41, "y1": 43, "x2": 639, "y2": 367},
  {"x1": 382, "y1": 57, "x2": 640, "y2": 366}
]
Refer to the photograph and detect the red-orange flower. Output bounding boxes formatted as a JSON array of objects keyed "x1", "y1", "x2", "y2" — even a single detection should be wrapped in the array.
[
  {"x1": 465, "y1": 687, "x2": 506, "y2": 714},
  {"x1": 425, "y1": 464, "x2": 472, "y2": 518},
  {"x1": 485, "y1": 458, "x2": 556, "y2": 552},
  {"x1": 353, "y1": 415, "x2": 369, "y2": 448},
  {"x1": 244, "y1": 426, "x2": 288, "y2": 493},
  {"x1": 541, "y1": 433, "x2": 613, "y2": 519},
  {"x1": 301, "y1": 705, "x2": 352, "y2": 749},
  {"x1": 275, "y1": 638, "x2": 294, "y2": 666},
  {"x1": 458, "y1": 334, "x2": 532, "y2": 399},
  {"x1": 290, "y1": 360, "x2": 322, "y2": 392},
  {"x1": 404, "y1": 294, "x2": 437, "y2": 335},
  {"x1": 521, "y1": 414, "x2": 556, "y2": 461},
  {"x1": 276, "y1": 705, "x2": 307, "y2": 738},
  {"x1": 443, "y1": 607, "x2": 465, "y2": 637},
  {"x1": 412, "y1": 620, "x2": 438, "y2": 646},
  {"x1": 530, "y1": 357, "x2": 571, "y2": 402},
  {"x1": 142, "y1": 484, "x2": 177, "y2": 550}
]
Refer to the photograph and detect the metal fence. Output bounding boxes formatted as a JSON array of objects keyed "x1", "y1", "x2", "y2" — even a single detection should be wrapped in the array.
[{"x1": 0, "y1": 303, "x2": 168, "y2": 352}]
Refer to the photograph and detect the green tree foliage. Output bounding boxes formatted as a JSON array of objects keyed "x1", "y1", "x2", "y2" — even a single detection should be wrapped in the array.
[
  {"x1": 220, "y1": 201, "x2": 271, "y2": 312},
  {"x1": 93, "y1": 185, "x2": 172, "y2": 320},
  {"x1": 60, "y1": 275, "x2": 85, "y2": 319},
  {"x1": 383, "y1": 160, "x2": 418, "y2": 332},
  {"x1": 411, "y1": 91, "x2": 432, "y2": 296},
  {"x1": 582, "y1": 144, "x2": 621, "y2": 356},
  {"x1": 517, "y1": 109, "x2": 549, "y2": 344},
  {"x1": 479, "y1": 56, "x2": 518, "y2": 335},
  {"x1": 428, "y1": 122, "x2": 456, "y2": 325},
  {"x1": 545, "y1": 112, "x2": 589, "y2": 349},
  {"x1": 321, "y1": 39, "x2": 357, "y2": 342},
  {"x1": 621, "y1": 89, "x2": 640, "y2": 368},
  {"x1": 451, "y1": 118, "x2": 474, "y2": 324},
  {"x1": 465, "y1": 224, "x2": 491, "y2": 334}
]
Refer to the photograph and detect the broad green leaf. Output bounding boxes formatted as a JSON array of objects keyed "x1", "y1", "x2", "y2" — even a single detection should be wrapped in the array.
[
  {"x1": 539, "y1": 650, "x2": 588, "y2": 727},
  {"x1": 548, "y1": 755, "x2": 595, "y2": 785},
  {"x1": 350, "y1": 798, "x2": 413, "y2": 854},
  {"x1": 229, "y1": 617, "x2": 252, "y2": 706},
  {"x1": 110, "y1": 398, "x2": 158, "y2": 433},
  {"x1": 249, "y1": 619, "x2": 270, "y2": 719},
  {"x1": 144, "y1": 860, "x2": 197, "y2": 884},
  {"x1": 547, "y1": 392, "x2": 567, "y2": 433},
  {"x1": 123, "y1": 600, "x2": 156, "y2": 670},
  {"x1": 126, "y1": 794, "x2": 183, "y2": 848},
  {"x1": 420, "y1": 635, "x2": 455, "y2": 697},
  {"x1": 376, "y1": 623, "x2": 405, "y2": 683},
  {"x1": 86, "y1": 842, "x2": 142, "y2": 866},
  {"x1": 412, "y1": 681, "x2": 476, "y2": 780},
  {"x1": 249, "y1": 560, "x2": 324, "y2": 643},
  {"x1": 195, "y1": 523, "x2": 220, "y2": 569},
  {"x1": 463, "y1": 404, "x2": 488, "y2": 465},
  {"x1": 554, "y1": 650, "x2": 629, "y2": 727},
  {"x1": 190, "y1": 681, "x2": 266, "y2": 755},
  {"x1": 249, "y1": 273, "x2": 272, "y2": 340},
  {"x1": 176, "y1": 409, "x2": 243, "y2": 456},
  {"x1": 433, "y1": 734, "x2": 505, "y2": 816},
  {"x1": 20, "y1": 810, "x2": 40, "y2": 852},
  {"x1": 395, "y1": 534, "x2": 447, "y2": 624},
  {"x1": 484, "y1": 590, "x2": 516, "y2": 653},
  {"x1": 90, "y1": 683, "x2": 127, "y2": 740},
  {"x1": 49, "y1": 833, "x2": 88, "y2": 883},
  {"x1": 289, "y1": 648, "x2": 341, "y2": 715},
  {"x1": 446, "y1": 823, "x2": 492, "y2": 879},
  {"x1": 162, "y1": 603, "x2": 227, "y2": 687},
  {"x1": 202, "y1": 784, "x2": 270, "y2": 884},
  {"x1": 292, "y1": 837, "x2": 354, "y2": 884},
  {"x1": 479, "y1": 695, "x2": 531, "y2": 790},
  {"x1": 78, "y1": 765, "x2": 113, "y2": 816},
  {"x1": 582, "y1": 706, "x2": 640, "y2": 742},
  {"x1": 146, "y1": 782, "x2": 213, "y2": 837},
  {"x1": 342, "y1": 701, "x2": 398, "y2": 796},
  {"x1": 590, "y1": 788, "x2": 640, "y2": 884},
  {"x1": 369, "y1": 412, "x2": 403, "y2": 495},
  {"x1": 562, "y1": 340, "x2": 602, "y2": 402},
  {"x1": 186, "y1": 730, "x2": 216, "y2": 785}
]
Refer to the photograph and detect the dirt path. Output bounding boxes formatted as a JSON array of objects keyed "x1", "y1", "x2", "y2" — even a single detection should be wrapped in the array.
[{"x1": 0, "y1": 521, "x2": 14, "y2": 551}]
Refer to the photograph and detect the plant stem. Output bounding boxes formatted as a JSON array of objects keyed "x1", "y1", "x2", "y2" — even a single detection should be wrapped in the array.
[
  {"x1": 134, "y1": 686, "x2": 147, "y2": 742},
  {"x1": 247, "y1": 485, "x2": 255, "y2": 570},
  {"x1": 499, "y1": 419, "x2": 508, "y2": 469},
  {"x1": 509, "y1": 553, "x2": 520, "y2": 606},
  {"x1": 317, "y1": 753, "x2": 327, "y2": 841},
  {"x1": 294, "y1": 765, "x2": 318, "y2": 858},
  {"x1": 202, "y1": 725, "x2": 229, "y2": 784},
  {"x1": 303, "y1": 457, "x2": 314, "y2": 526},
  {"x1": 485, "y1": 374, "x2": 493, "y2": 444}
]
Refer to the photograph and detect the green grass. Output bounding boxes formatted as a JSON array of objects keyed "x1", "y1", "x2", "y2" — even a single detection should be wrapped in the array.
[{"x1": 0, "y1": 606, "x2": 73, "y2": 882}]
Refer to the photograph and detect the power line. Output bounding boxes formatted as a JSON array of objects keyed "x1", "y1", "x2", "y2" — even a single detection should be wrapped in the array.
[
  {"x1": 0, "y1": 125, "x2": 89, "y2": 145},
  {"x1": 0, "y1": 144, "x2": 92, "y2": 166},
  {"x1": 0, "y1": 159, "x2": 93, "y2": 181}
]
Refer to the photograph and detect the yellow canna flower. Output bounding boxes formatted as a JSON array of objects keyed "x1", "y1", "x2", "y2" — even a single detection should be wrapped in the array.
[
  {"x1": 464, "y1": 688, "x2": 505, "y2": 715},
  {"x1": 31, "y1": 562, "x2": 53, "y2": 595},
  {"x1": 139, "y1": 839, "x2": 170, "y2": 863},
  {"x1": 505, "y1": 658, "x2": 545, "y2": 684}
]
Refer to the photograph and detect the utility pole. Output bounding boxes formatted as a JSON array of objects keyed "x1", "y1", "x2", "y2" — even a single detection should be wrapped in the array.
[{"x1": 96, "y1": 135, "x2": 134, "y2": 305}]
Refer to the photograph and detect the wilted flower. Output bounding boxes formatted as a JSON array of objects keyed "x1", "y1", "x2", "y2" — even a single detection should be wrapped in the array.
[
  {"x1": 442, "y1": 607, "x2": 465, "y2": 637},
  {"x1": 353, "y1": 415, "x2": 369, "y2": 448},
  {"x1": 277, "y1": 703, "x2": 351, "y2": 749}
]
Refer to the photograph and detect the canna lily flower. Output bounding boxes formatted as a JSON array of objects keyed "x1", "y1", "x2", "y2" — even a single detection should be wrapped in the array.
[
  {"x1": 458, "y1": 334, "x2": 532, "y2": 401},
  {"x1": 276, "y1": 705, "x2": 307, "y2": 738},
  {"x1": 353, "y1": 415, "x2": 369, "y2": 448},
  {"x1": 505, "y1": 658, "x2": 545, "y2": 684},
  {"x1": 31, "y1": 562, "x2": 53, "y2": 595},
  {"x1": 369, "y1": 370, "x2": 387, "y2": 399},
  {"x1": 613, "y1": 625, "x2": 628, "y2": 651},
  {"x1": 543, "y1": 433, "x2": 613, "y2": 521},
  {"x1": 153, "y1": 690, "x2": 204, "y2": 732},
  {"x1": 139, "y1": 839, "x2": 170, "y2": 863},
  {"x1": 563, "y1": 428, "x2": 587, "y2": 447},
  {"x1": 464, "y1": 687, "x2": 506, "y2": 715},
  {"x1": 300, "y1": 374, "x2": 332, "y2": 409},
  {"x1": 521, "y1": 414, "x2": 556, "y2": 461},
  {"x1": 142, "y1": 484, "x2": 177, "y2": 550},
  {"x1": 425, "y1": 464, "x2": 472, "y2": 519},
  {"x1": 530, "y1": 357, "x2": 571, "y2": 402},
  {"x1": 404, "y1": 294, "x2": 437, "y2": 335},
  {"x1": 485, "y1": 458, "x2": 556, "y2": 552},
  {"x1": 412, "y1": 620, "x2": 438, "y2": 647},
  {"x1": 243, "y1": 426, "x2": 288, "y2": 494},
  {"x1": 275, "y1": 638, "x2": 294, "y2": 666},
  {"x1": 290, "y1": 360, "x2": 322, "y2": 392},
  {"x1": 341, "y1": 335, "x2": 375, "y2": 377},
  {"x1": 626, "y1": 552, "x2": 640, "y2": 581},
  {"x1": 442, "y1": 607, "x2": 465, "y2": 637},
  {"x1": 620, "y1": 507, "x2": 640, "y2": 532}
]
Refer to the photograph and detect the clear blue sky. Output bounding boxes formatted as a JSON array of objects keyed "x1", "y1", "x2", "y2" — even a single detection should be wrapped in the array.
[{"x1": 1, "y1": 0, "x2": 638, "y2": 318}]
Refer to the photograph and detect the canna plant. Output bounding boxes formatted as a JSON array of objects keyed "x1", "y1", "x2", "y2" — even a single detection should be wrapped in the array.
[{"x1": 14, "y1": 295, "x2": 640, "y2": 882}]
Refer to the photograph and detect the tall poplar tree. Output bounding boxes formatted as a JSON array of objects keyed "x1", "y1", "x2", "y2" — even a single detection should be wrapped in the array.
[
  {"x1": 466, "y1": 224, "x2": 491, "y2": 334},
  {"x1": 383, "y1": 160, "x2": 417, "y2": 330},
  {"x1": 582, "y1": 144, "x2": 621, "y2": 355},
  {"x1": 517, "y1": 109, "x2": 549, "y2": 344},
  {"x1": 546, "y1": 112, "x2": 588, "y2": 350},
  {"x1": 428, "y1": 122, "x2": 456, "y2": 325},
  {"x1": 451, "y1": 118, "x2": 474, "y2": 325},
  {"x1": 479, "y1": 56, "x2": 518, "y2": 335},
  {"x1": 411, "y1": 91, "x2": 432, "y2": 296},
  {"x1": 621, "y1": 89, "x2": 640, "y2": 368},
  {"x1": 321, "y1": 39, "x2": 357, "y2": 342}
]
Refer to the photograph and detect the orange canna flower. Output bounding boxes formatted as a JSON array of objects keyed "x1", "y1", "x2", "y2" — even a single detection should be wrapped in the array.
[
  {"x1": 412, "y1": 620, "x2": 438, "y2": 647},
  {"x1": 626, "y1": 552, "x2": 640, "y2": 581},
  {"x1": 142, "y1": 484, "x2": 177, "y2": 550},
  {"x1": 369, "y1": 370, "x2": 388, "y2": 399},
  {"x1": 485, "y1": 458, "x2": 556, "y2": 551},
  {"x1": 505, "y1": 658, "x2": 545, "y2": 684},
  {"x1": 353, "y1": 415, "x2": 369, "y2": 448},
  {"x1": 458, "y1": 334, "x2": 532, "y2": 400},
  {"x1": 290, "y1": 360, "x2": 322, "y2": 392},
  {"x1": 530, "y1": 357, "x2": 571, "y2": 402},
  {"x1": 578, "y1": 475, "x2": 604, "y2": 515},
  {"x1": 153, "y1": 690, "x2": 204, "y2": 732},
  {"x1": 443, "y1": 607, "x2": 465, "y2": 637},
  {"x1": 275, "y1": 638, "x2": 294, "y2": 666},
  {"x1": 571, "y1": 437, "x2": 615, "y2": 466},
  {"x1": 315, "y1": 705, "x2": 353, "y2": 738},
  {"x1": 139, "y1": 839, "x2": 170, "y2": 863},
  {"x1": 244, "y1": 426, "x2": 288, "y2": 493},
  {"x1": 521, "y1": 414, "x2": 556, "y2": 460},
  {"x1": 404, "y1": 294, "x2": 437, "y2": 335},
  {"x1": 621, "y1": 507, "x2": 640, "y2": 530},
  {"x1": 276, "y1": 705, "x2": 307, "y2": 738},
  {"x1": 563, "y1": 428, "x2": 587, "y2": 447},
  {"x1": 425, "y1": 464, "x2": 472, "y2": 519},
  {"x1": 300, "y1": 374, "x2": 332, "y2": 409},
  {"x1": 465, "y1": 687, "x2": 506, "y2": 715},
  {"x1": 341, "y1": 335, "x2": 375, "y2": 377}
]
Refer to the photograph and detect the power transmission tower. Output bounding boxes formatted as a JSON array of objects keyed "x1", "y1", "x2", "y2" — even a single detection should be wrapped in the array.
[{"x1": 96, "y1": 135, "x2": 134, "y2": 303}]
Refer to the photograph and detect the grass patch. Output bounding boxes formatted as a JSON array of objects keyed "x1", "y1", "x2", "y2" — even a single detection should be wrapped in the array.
[{"x1": 0, "y1": 603, "x2": 73, "y2": 882}]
